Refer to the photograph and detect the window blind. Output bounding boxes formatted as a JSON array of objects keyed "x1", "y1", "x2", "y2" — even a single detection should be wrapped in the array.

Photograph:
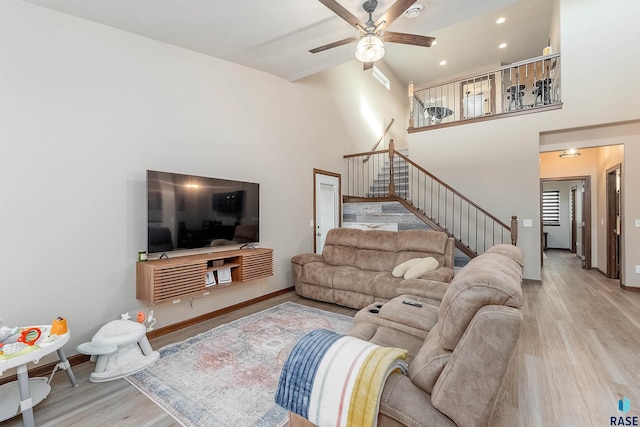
[{"x1": 542, "y1": 190, "x2": 560, "y2": 225}]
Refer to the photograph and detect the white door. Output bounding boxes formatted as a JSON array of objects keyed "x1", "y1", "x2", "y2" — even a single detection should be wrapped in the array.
[{"x1": 314, "y1": 170, "x2": 341, "y2": 254}]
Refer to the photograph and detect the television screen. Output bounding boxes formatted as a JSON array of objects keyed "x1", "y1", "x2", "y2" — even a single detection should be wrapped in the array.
[{"x1": 146, "y1": 170, "x2": 259, "y2": 255}]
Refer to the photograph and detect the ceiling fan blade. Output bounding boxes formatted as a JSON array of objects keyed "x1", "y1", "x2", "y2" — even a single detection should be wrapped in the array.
[
  {"x1": 363, "y1": 61, "x2": 374, "y2": 71},
  {"x1": 309, "y1": 36, "x2": 359, "y2": 54},
  {"x1": 374, "y1": 0, "x2": 417, "y2": 32},
  {"x1": 318, "y1": 0, "x2": 364, "y2": 30},
  {"x1": 383, "y1": 31, "x2": 436, "y2": 47}
]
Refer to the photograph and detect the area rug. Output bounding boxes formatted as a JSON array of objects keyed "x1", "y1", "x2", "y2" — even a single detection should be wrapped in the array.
[{"x1": 126, "y1": 302, "x2": 353, "y2": 427}]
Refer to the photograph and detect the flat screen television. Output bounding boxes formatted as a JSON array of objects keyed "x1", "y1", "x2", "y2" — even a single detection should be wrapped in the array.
[{"x1": 146, "y1": 170, "x2": 259, "y2": 255}]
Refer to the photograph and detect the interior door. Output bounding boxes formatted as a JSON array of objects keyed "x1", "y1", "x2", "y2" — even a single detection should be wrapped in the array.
[{"x1": 314, "y1": 169, "x2": 341, "y2": 254}]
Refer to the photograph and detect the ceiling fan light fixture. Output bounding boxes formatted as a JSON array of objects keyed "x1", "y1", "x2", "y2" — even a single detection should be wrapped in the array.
[{"x1": 354, "y1": 34, "x2": 386, "y2": 62}]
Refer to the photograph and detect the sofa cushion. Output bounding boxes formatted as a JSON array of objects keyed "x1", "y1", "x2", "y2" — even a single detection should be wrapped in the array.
[
  {"x1": 397, "y1": 279, "x2": 449, "y2": 302},
  {"x1": 438, "y1": 250, "x2": 523, "y2": 351},
  {"x1": 408, "y1": 323, "x2": 452, "y2": 394},
  {"x1": 300, "y1": 263, "x2": 336, "y2": 287},
  {"x1": 372, "y1": 273, "x2": 404, "y2": 300},
  {"x1": 322, "y1": 245, "x2": 357, "y2": 266},
  {"x1": 332, "y1": 266, "x2": 379, "y2": 294},
  {"x1": 378, "y1": 296, "x2": 439, "y2": 333},
  {"x1": 355, "y1": 248, "x2": 396, "y2": 272},
  {"x1": 322, "y1": 228, "x2": 360, "y2": 266},
  {"x1": 404, "y1": 257, "x2": 439, "y2": 279},
  {"x1": 392, "y1": 258, "x2": 423, "y2": 278},
  {"x1": 417, "y1": 267, "x2": 455, "y2": 283},
  {"x1": 396, "y1": 230, "x2": 449, "y2": 254},
  {"x1": 324, "y1": 227, "x2": 361, "y2": 247},
  {"x1": 357, "y1": 229, "x2": 399, "y2": 251},
  {"x1": 334, "y1": 289, "x2": 375, "y2": 309}
]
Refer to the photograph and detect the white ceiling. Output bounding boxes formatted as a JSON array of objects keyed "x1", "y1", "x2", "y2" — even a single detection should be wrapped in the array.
[{"x1": 21, "y1": 0, "x2": 554, "y2": 86}]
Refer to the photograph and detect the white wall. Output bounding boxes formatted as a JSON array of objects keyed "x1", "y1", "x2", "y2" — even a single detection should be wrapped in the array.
[
  {"x1": 408, "y1": 0, "x2": 640, "y2": 283},
  {"x1": 301, "y1": 60, "x2": 409, "y2": 153},
  {"x1": 0, "y1": 0, "x2": 404, "y2": 361}
]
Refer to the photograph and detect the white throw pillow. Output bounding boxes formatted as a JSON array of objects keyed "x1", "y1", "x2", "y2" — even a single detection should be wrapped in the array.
[
  {"x1": 392, "y1": 258, "x2": 423, "y2": 278},
  {"x1": 404, "y1": 257, "x2": 439, "y2": 280}
]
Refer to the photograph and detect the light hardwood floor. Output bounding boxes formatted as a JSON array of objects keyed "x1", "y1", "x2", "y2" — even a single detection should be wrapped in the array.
[{"x1": 3, "y1": 250, "x2": 639, "y2": 426}]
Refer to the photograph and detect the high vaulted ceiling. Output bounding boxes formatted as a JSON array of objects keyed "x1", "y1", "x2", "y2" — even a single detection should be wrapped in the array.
[{"x1": 22, "y1": 0, "x2": 554, "y2": 86}]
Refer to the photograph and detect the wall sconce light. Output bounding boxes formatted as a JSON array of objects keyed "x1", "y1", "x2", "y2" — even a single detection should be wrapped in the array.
[{"x1": 559, "y1": 149, "x2": 580, "y2": 158}]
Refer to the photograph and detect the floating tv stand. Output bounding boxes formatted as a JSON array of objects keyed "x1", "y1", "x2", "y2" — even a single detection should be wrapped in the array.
[{"x1": 136, "y1": 248, "x2": 273, "y2": 305}]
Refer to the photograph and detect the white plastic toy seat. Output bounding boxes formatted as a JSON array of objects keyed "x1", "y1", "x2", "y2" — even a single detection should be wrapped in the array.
[{"x1": 78, "y1": 318, "x2": 159, "y2": 382}]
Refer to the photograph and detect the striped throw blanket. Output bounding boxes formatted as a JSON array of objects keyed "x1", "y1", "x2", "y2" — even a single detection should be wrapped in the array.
[{"x1": 275, "y1": 329, "x2": 408, "y2": 427}]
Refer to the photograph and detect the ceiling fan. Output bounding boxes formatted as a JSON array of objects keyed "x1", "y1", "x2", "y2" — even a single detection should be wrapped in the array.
[{"x1": 309, "y1": 0, "x2": 436, "y2": 67}]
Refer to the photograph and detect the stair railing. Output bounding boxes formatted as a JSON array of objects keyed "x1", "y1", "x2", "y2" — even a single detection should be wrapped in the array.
[
  {"x1": 344, "y1": 141, "x2": 518, "y2": 256},
  {"x1": 363, "y1": 118, "x2": 395, "y2": 163}
]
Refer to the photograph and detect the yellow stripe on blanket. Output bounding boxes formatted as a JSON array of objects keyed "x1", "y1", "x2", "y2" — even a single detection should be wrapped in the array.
[{"x1": 348, "y1": 346, "x2": 408, "y2": 426}]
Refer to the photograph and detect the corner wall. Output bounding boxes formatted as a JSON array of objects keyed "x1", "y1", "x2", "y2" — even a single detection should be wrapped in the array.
[{"x1": 0, "y1": 0, "x2": 404, "y2": 359}]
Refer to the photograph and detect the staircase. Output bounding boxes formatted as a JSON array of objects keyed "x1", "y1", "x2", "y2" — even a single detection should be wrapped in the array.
[
  {"x1": 366, "y1": 151, "x2": 410, "y2": 199},
  {"x1": 343, "y1": 142, "x2": 518, "y2": 258}
]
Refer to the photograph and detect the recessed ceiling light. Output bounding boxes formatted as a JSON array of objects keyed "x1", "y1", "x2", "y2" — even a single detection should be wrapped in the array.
[
  {"x1": 499, "y1": 43, "x2": 508, "y2": 49},
  {"x1": 439, "y1": 60, "x2": 447, "y2": 66},
  {"x1": 496, "y1": 17, "x2": 506, "y2": 24},
  {"x1": 404, "y1": 4, "x2": 424, "y2": 19}
]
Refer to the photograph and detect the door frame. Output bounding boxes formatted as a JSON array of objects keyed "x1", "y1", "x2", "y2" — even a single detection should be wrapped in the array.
[
  {"x1": 313, "y1": 169, "x2": 341, "y2": 253},
  {"x1": 571, "y1": 186, "x2": 577, "y2": 253},
  {"x1": 540, "y1": 176, "x2": 591, "y2": 269},
  {"x1": 606, "y1": 164, "x2": 622, "y2": 280}
]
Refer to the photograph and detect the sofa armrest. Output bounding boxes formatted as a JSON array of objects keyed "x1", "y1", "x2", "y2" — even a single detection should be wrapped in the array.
[
  {"x1": 418, "y1": 266, "x2": 454, "y2": 283},
  {"x1": 398, "y1": 278, "x2": 450, "y2": 301},
  {"x1": 291, "y1": 253, "x2": 324, "y2": 266},
  {"x1": 379, "y1": 373, "x2": 457, "y2": 427}
]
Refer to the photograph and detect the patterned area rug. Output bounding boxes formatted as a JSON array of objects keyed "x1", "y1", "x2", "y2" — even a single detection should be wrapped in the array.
[{"x1": 126, "y1": 302, "x2": 353, "y2": 426}]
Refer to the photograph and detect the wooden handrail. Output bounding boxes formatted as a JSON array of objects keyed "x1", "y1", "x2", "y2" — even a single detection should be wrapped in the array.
[
  {"x1": 344, "y1": 149, "x2": 387, "y2": 159},
  {"x1": 363, "y1": 118, "x2": 394, "y2": 163}
]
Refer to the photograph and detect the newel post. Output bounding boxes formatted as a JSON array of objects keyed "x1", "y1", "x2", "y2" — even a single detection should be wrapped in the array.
[
  {"x1": 388, "y1": 139, "x2": 395, "y2": 197},
  {"x1": 511, "y1": 215, "x2": 518, "y2": 245}
]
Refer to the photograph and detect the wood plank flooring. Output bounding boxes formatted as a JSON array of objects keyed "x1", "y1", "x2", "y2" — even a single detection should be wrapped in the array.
[{"x1": 3, "y1": 250, "x2": 639, "y2": 426}]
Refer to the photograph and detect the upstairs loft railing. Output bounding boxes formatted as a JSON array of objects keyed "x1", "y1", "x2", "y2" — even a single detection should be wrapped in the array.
[
  {"x1": 344, "y1": 141, "x2": 518, "y2": 257},
  {"x1": 409, "y1": 53, "x2": 561, "y2": 130}
]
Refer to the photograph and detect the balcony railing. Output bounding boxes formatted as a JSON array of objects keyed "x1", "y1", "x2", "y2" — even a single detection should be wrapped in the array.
[{"x1": 409, "y1": 53, "x2": 561, "y2": 129}]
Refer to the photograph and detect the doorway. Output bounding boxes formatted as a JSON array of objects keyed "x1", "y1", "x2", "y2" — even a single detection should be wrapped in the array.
[
  {"x1": 570, "y1": 186, "x2": 577, "y2": 253},
  {"x1": 606, "y1": 164, "x2": 622, "y2": 280},
  {"x1": 314, "y1": 169, "x2": 341, "y2": 254},
  {"x1": 540, "y1": 176, "x2": 591, "y2": 269}
]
